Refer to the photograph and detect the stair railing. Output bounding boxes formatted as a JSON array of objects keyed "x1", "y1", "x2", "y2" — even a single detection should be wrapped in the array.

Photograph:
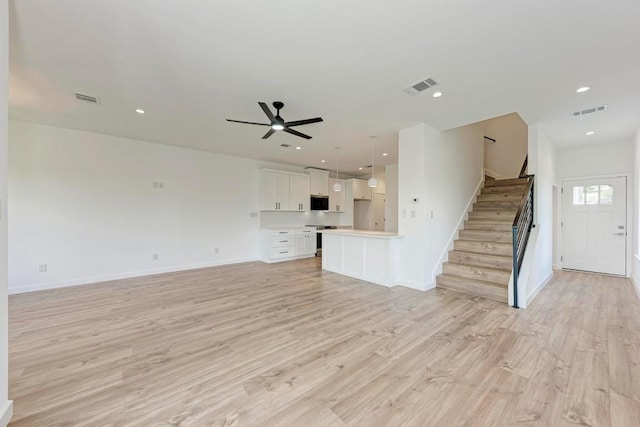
[
  {"x1": 518, "y1": 155, "x2": 528, "y2": 178},
  {"x1": 512, "y1": 157, "x2": 534, "y2": 308}
]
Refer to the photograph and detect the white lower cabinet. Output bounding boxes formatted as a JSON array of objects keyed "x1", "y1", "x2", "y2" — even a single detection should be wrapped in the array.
[
  {"x1": 261, "y1": 228, "x2": 317, "y2": 263},
  {"x1": 295, "y1": 228, "x2": 317, "y2": 256}
]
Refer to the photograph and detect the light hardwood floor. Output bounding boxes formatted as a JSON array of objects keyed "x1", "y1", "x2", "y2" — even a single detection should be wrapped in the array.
[{"x1": 8, "y1": 259, "x2": 640, "y2": 426}]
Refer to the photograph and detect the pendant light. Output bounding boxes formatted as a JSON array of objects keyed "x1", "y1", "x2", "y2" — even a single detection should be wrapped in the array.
[
  {"x1": 368, "y1": 136, "x2": 378, "y2": 188},
  {"x1": 333, "y1": 147, "x2": 343, "y2": 192}
]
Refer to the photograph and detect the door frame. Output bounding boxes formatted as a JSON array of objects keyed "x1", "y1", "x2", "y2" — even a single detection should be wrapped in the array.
[{"x1": 559, "y1": 173, "x2": 632, "y2": 277}]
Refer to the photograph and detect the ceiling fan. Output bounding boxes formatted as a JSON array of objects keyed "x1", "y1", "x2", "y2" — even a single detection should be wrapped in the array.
[{"x1": 226, "y1": 101, "x2": 323, "y2": 140}]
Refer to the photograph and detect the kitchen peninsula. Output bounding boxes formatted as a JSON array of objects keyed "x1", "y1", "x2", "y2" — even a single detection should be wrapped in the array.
[{"x1": 321, "y1": 229, "x2": 404, "y2": 287}]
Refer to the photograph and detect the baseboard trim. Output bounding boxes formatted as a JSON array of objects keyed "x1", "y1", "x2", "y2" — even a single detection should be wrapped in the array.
[
  {"x1": 631, "y1": 275, "x2": 640, "y2": 301},
  {"x1": 8, "y1": 257, "x2": 259, "y2": 295},
  {"x1": 396, "y1": 279, "x2": 431, "y2": 292},
  {"x1": 431, "y1": 175, "x2": 484, "y2": 282},
  {"x1": 527, "y1": 271, "x2": 554, "y2": 306},
  {"x1": 483, "y1": 168, "x2": 500, "y2": 179},
  {"x1": 0, "y1": 400, "x2": 13, "y2": 427}
]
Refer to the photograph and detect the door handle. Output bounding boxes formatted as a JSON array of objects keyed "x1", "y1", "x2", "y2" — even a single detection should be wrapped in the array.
[{"x1": 612, "y1": 232, "x2": 625, "y2": 236}]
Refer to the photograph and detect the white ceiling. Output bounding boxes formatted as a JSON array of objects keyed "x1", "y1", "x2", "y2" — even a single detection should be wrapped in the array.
[{"x1": 8, "y1": 0, "x2": 640, "y2": 174}]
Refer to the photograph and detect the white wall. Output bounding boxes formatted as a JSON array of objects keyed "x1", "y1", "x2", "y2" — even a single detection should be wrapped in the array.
[
  {"x1": 397, "y1": 122, "x2": 484, "y2": 290},
  {"x1": 483, "y1": 113, "x2": 528, "y2": 179},
  {"x1": 632, "y1": 126, "x2": 640, "y2": 298},
  {"x1": 8, "y1": 120, "x2": 315, "y2": 293},
  {"x1": 259, "y1": 211, "x2": 342, "y2": 228},
  {"x1": 0, "y1": 1, "x2": 11, "y2": 424},
  {"x1": 385, "y1": 164, "x2": 398, "y2": 233},
  {"x1": 398, "y1": 124, "x2": 429, "y2": 289},
  {"x1": 523, "y1": 125, "x2": 557, "y2": 305},
  {"x1": 557, "y1": 140, "x2": 634, "y2": 179}
]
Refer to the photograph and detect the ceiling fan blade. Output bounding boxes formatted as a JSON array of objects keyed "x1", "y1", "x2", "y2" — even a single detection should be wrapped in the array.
[
  {"x1": 226, "y1": 119, "x2": 270, "y2": 126},
  {"x1": 285, "y1": 117, "x2": 324, "y2": 127},
  {"x1": 262, "y1": 128, "x2": 276, "y2": 139},
  {"x1": 258, "y1": 102, "x2": 276, "y2": 122},
  {"x1": 284, "y1": 128, "x2": 312, "y2": 140}
]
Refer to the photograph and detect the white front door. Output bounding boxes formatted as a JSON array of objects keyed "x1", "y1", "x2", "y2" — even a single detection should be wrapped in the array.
[{"x1": 562, "y1": 176, "x2": 627, "y2": 275}]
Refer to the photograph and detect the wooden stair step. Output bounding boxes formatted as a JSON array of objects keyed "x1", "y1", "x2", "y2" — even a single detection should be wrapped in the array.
[
  {"x1": 477, "y1": 193, "x2": 523, "y2": 202},
  {"x1": 484, "y1": 177, "x2": 529, "y2": 187},
  {"x1": 459, "y1": 229, "x2": 512, "y2": 243},
  {"x1": 443, "y1": 262, "x2": 511, "y2": 286},
  {"x1": 436, "y1": 274, "x2": 508, "y2": 303},
  {"x1": 454, "y1": 240, "x2": 512, "y2": 256},
  {"x1": 448, "y1": 250, "x2": 513, "y2": 270},
  {"x1": 469, "y1": 210, "x2": 517, "y2": 221},
  {"x1": 481, "y1": 185, "x2": 527, "y2": 195},
  {"x1": 464, "y1": 220, "x2": 513, "y2": 232},
  {"x1": 474, "y1": 201, "x2": 520, "y2": 210}
]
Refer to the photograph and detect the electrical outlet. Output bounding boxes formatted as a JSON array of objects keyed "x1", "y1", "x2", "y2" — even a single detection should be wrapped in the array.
[
  {"x1": 153, "y1": 182, "x2": 159, "y2": 189},
  {"x1": 159, "y1": 182, "x2": 164, "y2": 189},
  {"x1": 152, "y1": 253, "x2": 158, "y2": 260},
  {"x1": 38, "y1": 264, "x2": 47, "y2": 273},
  {"x1": 214, "y1": 248, "x2": 220, "y2": 255}
]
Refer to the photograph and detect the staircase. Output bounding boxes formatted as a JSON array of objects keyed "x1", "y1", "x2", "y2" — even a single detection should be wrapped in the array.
[{"x1": 436, "y1": 177, "x2": 529, "y2": 303}]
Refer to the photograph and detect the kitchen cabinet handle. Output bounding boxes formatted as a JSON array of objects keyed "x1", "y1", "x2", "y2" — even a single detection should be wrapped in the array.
[{"x1": 279, "y1": 251, "x2": 288, "y2": 254}]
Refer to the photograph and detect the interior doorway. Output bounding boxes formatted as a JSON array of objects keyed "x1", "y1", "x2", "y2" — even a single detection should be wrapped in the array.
[
  {"x1": 561, "y1": 176, "x2": 627, "y2": 275},
  {"x1": 373, "y1": 193, "x2": 385, "y2": 231}
]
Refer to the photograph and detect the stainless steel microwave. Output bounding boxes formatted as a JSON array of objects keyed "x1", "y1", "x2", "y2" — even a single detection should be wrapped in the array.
[{"x1": 310, "y1": 196, "x2": 329, "y2": 211}]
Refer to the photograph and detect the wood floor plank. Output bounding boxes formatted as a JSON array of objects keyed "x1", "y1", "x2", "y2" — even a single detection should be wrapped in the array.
[{"x1": 7, "y1": 262, "x2": 640, "y2": 426}]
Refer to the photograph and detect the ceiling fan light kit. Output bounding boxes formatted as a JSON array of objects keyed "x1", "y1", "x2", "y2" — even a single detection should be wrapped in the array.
[{"x1": 226, "y1": 101, "x2": 323, "y2": 140}]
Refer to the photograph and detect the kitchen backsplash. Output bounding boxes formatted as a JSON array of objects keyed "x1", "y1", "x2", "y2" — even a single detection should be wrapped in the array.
[{"x1": 260, "y1": 211, "x2": 344, "y2": 228}]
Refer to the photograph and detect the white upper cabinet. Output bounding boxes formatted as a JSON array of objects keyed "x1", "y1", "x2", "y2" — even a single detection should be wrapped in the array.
[
  {"x1": 329, "y1": 178, "x2": 346, "y2": 212},
  {"x1": 260, "y1": 170, "x2": 310, "y2": 211},
  {"x1": 309, "y1": 169, "x2": 330, "y2": 196},
  {"x1": 261, "y1": 171, "x2": 291, "y2": 210},
  {"x1": 351, "y1": 179, "x2": 372, "y2": 200},
  {"x1": 289, "y1": 174, "x2": 311, "y2": 211}
]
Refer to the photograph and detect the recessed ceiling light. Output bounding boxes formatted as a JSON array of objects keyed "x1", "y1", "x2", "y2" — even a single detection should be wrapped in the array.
[
  {"x1": 296, "y1": 146, "x2": 301, "y2": 150},
  {"x1": 135, "y1": 108, "x2": 145, "y2": 114},
  {"x1": 432, "y1": 91, "x2": 443, "y2": 98},
  {"x1": 586, "y1": 131, "x2": 595, "y2": 136},
  {"x1": 321, "y1": 160, "x2": 326, "y2": 163},
  {"x1": 359, "y1": 167, "x2": 363, "y2": 170},
  {"x1": 576, "y1": 86, "x2": 591, "y2": 93},
  {"x1": 382, "y1": 153, "x2": 388, "y2": 156}
]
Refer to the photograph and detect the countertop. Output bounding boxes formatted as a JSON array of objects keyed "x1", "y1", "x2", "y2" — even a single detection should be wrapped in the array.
[
  {"x1": 321, "y1": 229, "x2": 404, "y2": 239},
  {"x1": 262, "y1": 226, "x2": 318, "y2": 230}
]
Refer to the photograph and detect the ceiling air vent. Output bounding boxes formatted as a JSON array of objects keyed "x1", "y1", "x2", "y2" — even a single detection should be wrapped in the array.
[
  {"x1": 403, "y1": 77, "x2": 439, "y2": 96},
  {"x1": 280, "y1": 143, "x2": 291, "y2": 148},
  {"x1": 572, "y1": 105, "x2": 607, "y2": 117},
  {"x1": 75, "y1": 93, "x2": 100, "y2": 105}
]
